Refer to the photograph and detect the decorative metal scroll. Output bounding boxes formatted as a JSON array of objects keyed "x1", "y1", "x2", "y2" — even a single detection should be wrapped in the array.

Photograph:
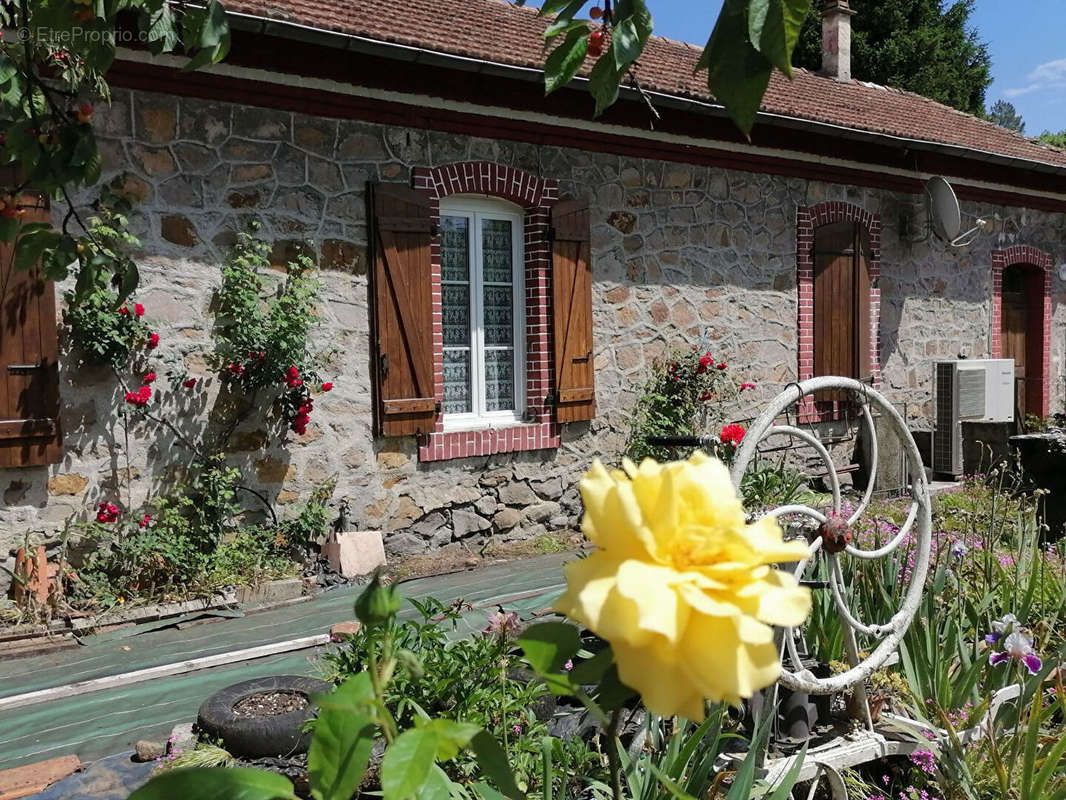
[{"x1": 729, "y1": 376, "x2": 932, "y2": 697}]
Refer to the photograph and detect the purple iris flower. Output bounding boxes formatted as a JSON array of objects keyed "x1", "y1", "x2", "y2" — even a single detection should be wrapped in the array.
[
  {"x1": 989, "y1": 631, "x2": 1043, "y2": 675},
  {"x1": 984, "y1": 613, "x2": 1017, "y2": 645},
  {"x1": 950, "y1": 540, "x2": 968, "y2": 559}
]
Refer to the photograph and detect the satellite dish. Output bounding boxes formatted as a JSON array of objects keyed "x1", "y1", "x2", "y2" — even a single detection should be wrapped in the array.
[{"x1": 925, "y1": 176, "x2": 962, "y2": 242}]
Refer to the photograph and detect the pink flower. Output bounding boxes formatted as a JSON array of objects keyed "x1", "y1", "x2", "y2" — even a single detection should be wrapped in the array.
[
  {"x1": 740, "y1": 382, "x2": 756, "y2": 391},
  {"x1": 134, "y1": 303, "x2": 145, "y2": 317},
  {"x1": 146, "y1": 333, "x2": 159, "y2": 350}
]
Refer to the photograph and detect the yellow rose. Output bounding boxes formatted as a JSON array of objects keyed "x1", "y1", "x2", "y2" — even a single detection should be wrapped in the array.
[{"x1": 554, "y1": 452, "x2": 811, "y2": 719}]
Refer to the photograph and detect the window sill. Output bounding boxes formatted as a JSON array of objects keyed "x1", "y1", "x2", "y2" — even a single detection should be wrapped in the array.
[
  {"x1": 441, "y1": 415, "x2": 526, "y2": 432},
  {"x1": 419, "y1": 423, "x2": 560, "y2": 462}
]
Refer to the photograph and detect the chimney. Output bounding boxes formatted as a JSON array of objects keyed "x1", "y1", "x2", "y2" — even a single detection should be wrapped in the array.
[{"x1": 821, "y1": 0, "x2": 855, "y2": 81}]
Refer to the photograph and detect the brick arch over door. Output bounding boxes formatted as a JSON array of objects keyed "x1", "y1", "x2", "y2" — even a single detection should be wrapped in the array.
[
  {"x1": 990, "y1": 245, "x2": 1053, "y2": 419},
  {"x1": 796, "y1": 202, "x2": 882, "y2": 421},
  {"x1": 411, "y1": 162, "x2": 561, "y2": 461}
]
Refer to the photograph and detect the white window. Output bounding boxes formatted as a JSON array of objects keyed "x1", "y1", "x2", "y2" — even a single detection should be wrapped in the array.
[{"x1": 439, "y1": 196, "x2": 525, "y2": 428}]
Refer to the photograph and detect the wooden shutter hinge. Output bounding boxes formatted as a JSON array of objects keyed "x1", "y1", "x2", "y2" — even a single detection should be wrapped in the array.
[
  {"x1": 430, "y1": 222, "x2": 440, "y2": 237},
  {"x1": 544, "y1": 391, "x2": 555, "y2": 408}
]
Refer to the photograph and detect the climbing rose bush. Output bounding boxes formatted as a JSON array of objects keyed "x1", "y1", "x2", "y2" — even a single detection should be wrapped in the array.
[{"x1": 554, "y1": 452, "x2": 811, "y2": 716}]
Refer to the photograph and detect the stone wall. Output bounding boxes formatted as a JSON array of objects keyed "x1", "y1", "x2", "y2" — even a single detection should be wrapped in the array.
[{"x1": 2, "y1": 87, "x2": 1065, "y2": 563}]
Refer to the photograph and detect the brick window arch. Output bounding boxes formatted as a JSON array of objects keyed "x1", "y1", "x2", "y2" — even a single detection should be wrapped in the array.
[
  {"x1": 990, "y1": 245, "x2": 1053, "y2": 418},
  {"x1": 411, "y1": 162, "x2": 561, "y2": 461},
  {"x1": 796, "y1": 202, "x2": 882, "y2": 422}
]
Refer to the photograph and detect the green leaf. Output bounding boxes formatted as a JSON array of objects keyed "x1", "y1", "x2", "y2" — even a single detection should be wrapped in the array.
[
  {"x1": 747, "y1": 0, "x2": 807, "y2": 77},
  {"x1": 567, "y1": 646, "x2": 613, "y2": 685},
  {"x1": 696, "y1": 0, "x2": 773, "y2": 136},
  {"x1": 418, "y1": 719, "x2": 482, "y2": 761},
  {"x1": 544, "y1": 26, "x2": 589, "y2": 95},
  {"x1": 588, "y1": 53, "x2": 622, "y2": 116},
  {"x1": 0, "y1": 52, "x2": 16, "y2": 85},
  {"x1": 470, "y1": 730, "x2": 526, "y2": 799},
  {"x1": 724, "y1": 703, "x2": 774, "y2": 800},
  {"x1": 14, "y1": 229, "x2": 59, "y2": 273},
  {"x1": 117, "y1": 258, "x2": 140, "y2": 302},
  {"x1": 470, "y1": 785, "x2": 510, "y2": 800},
  {"x1": 0, "y1": 216, "x2": 19, "y2": 243},
  {"x1": 611, "y1": 0, "x2": 652, "y2": 74},
  {"x1": 308, "y1": 673, "x2": 377, "y2": 800},
  {"x1": 538, "y1": 0, "x2": 581, "y2": 16},
  {"x1": 542, "y1": 0, "x2": 587, "y2": 41},
  {"x1": 763, "y1": 740, "x2": 808, "y2": 799},
  {"x1": 127, "y1": 767, "x2": 297, "y2": 800},
  {"x1": 415, "y1": 765, "x2": 455, "y2": 800},
  {"x1": 595, "y1": 664, "x2": 635, "y2": 712},
  {"x1": 381, "y1": 728, "x2": 439, "y2": 800},
  {"x1": 518, "y1": 622, "x2": 581, "y2": 675}
]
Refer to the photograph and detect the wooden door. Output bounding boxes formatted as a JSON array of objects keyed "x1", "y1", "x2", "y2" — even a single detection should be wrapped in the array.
[{"x1": 1001, "y1": 265, "x2": 1031, "y2": 418}]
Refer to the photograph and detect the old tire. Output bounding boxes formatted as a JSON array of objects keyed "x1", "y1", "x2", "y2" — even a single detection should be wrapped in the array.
[{"x1": 196, "y1": 675, "x2": 331, "y2": 758}]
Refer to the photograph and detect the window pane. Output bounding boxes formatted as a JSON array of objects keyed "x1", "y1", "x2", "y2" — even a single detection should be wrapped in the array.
[
  {"x1": 441, "y1": 216, "x2": 470, "y2": 283},
  {"x1": 485, "y1": 348, "x2": 515, "y2": 412},
  {"x1": 483, "y1": 285, "x2": 514, "y2": 346},
  {"x1": 443, "y1": 349, "x2": 472, "y2": 414},
  {"x1": 442, "y1": 284, "x2": 470, "y2": 347},
  {"x1": 481, "y1": 219, "x2": 513, "y2": 284}
]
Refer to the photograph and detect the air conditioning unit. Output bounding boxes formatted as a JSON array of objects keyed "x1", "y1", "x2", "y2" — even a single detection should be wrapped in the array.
[{"x1": 932, "y1": 359, "x2": 1014, "y2": 475}]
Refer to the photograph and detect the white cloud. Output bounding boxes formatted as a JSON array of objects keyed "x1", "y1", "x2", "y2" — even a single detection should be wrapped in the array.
[{"x1": 1005, "y1": 57, "x2": 1066, "y2": 98}]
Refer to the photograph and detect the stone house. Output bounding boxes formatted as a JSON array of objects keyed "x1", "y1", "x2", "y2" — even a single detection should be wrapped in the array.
[{"x1": 3, "y1": 0, "x2": 1066, "y2": 562}]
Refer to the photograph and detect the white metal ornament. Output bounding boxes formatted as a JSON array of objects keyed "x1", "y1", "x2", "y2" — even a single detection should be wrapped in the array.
[{"x1": 729, "y1": 376, "x2": 933, "y2": 697}]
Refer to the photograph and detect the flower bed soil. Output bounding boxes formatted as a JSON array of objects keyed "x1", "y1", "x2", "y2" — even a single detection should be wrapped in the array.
[{"x1": 232, "y1": 691, "x2": 309, "y2": 718}]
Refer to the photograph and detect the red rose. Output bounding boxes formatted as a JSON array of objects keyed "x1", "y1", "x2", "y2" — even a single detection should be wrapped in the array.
[
  {"x1": 320, "y1": 382, "x2": 333, "y2": 392},
  {"x1": 286, "y1": 366, "x2": 299, "y2": 379},
  {"x1": 146, "y1": 333, "x2": 159, "y2": 350},
  {"x1": 134, "y1": 303, "x2": 145, "y2": 317},
  {"x1": 124, "y1": 391, "x2": 141, "y2": 405},
  {"x1": 719, "y1": 423, "x2": 746, "y2": 447},
  {"x1": 697, "y1": 355, "x2": 712, "y2": 373},
  {"x1": 96, "y1": 502, "x2": 120, "y2": 523},
  {"x1": 139, "y1": 514, "x2": 151, "y2": 528},
  {"x1": 716, "y1": 362, "x2": 727, "y2": 370},
  {"x1": 119, "y1": 305, "x2": 130, "y2": 316},
  {"x1": 142, "y1": 371, "x2": 156, "y2": 384},
  {"x1": 182, "y1": 378, "x2": 197, "y2": 388},
  {"x1": 740, "y1": 382, "x2": 756, "y2": 391}
]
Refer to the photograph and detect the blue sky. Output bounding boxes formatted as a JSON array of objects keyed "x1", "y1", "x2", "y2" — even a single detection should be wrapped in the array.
[{"x1": 620, "y1": 1, "x2": 1066, "y2": 136}]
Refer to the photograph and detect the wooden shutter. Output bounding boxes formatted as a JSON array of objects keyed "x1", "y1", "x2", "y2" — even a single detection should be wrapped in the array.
[
  {"x1": 369, "y1": 182, "x2": 436, "y2": 436},
  {"x1": 0, "y1": 195, "x2": 62, "y2": 467},
  {"x1": 551, "y1": 198, "x2": 595, "y2": 423}
]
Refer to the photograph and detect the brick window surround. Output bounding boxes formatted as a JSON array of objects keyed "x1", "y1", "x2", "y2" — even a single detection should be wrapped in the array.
[
  {"x1": 990, "y1": 245, "x2": 1053, "y2": 418},
  {"x1": 412, "y1": 162, "x2": 561, "y2": 462},
  {"x1": 796, "y1": 201, "x2": 882, "y2": 423}
]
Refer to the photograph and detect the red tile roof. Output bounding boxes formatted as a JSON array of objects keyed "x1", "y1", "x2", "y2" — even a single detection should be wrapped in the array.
[{"x1": 226, "y1": 0, "x2": 1066, "y2": 170}]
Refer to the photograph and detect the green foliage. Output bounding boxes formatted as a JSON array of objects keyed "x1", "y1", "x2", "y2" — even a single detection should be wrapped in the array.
[
  {"x1": 212, "y1": 228, "x2": 328, "y2": 436},
  {"x1": 68, "y1": 468, "x2": 333, "y2": 608},
  {"x1": 793, "y1": 0, "x2": 992, "y2": 116},
  {"x1": 1038, "y1": 130, "x2": 1066, "y2": 149},
  {"x1": 739, "y1": 461, "x2": 815, "y2": 510},
  {"x1": 0, "y1": 0, "x2": 229, "y2": 290},
  {"x1": 626, "y1": 346, "x2": 742, "y2": 463},
  {"x1": 538, "y1": 0, "x2": 806, "y2": 134},
  {"x1": 62, "y1": 193, "x2": 149, "y2": 366},
  {"x1": 986, "y1": 99, "x2": 1025, "y2": 134}
]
